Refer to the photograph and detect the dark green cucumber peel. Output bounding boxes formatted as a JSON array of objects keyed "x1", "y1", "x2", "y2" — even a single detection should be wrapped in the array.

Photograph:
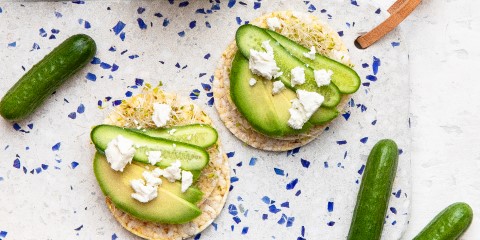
[
  {"x1": 132, "y1": 124, "x2": 218, "y2": 149},
  {"x1": 266, "y1": 29, "x2": 361, "y2": 94},
  {"x1": 0, "y1": 34, "x2": 97, "y2": 121},
  {"x1": 347, "y1": 139, "x2": 399, "y2": 240},
  {"x1": 413, "y1": 202, "x2": 473, "y2": 240},
  {"x1": 91, "y1": 125, "x2": 209, "y2": 171},
  {"x1": 235, "y1": 24, "x2": 341, "y2": 108}
]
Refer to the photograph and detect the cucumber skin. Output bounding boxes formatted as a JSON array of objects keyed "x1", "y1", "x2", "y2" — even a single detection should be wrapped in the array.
[
  {"x1": 413, "y1": 202, "x2": 473, "y2": 240},
  {"x1": 0, "y1": 34, "x2": 97, "y2": 121},
  {"x1": 347, "y1": 139, "x2": 399, "y2": 240}
]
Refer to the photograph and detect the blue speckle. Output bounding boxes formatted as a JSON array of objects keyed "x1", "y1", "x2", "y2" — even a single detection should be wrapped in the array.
[
  {"x1": 358, "y1": 164, "x2": 365, "y2": 175},
  {"x1": 278, "y1": 214, "x2": 287, "y2": 225},
  {"x1": 0, "y1": 230, "x2": 8, "y2": 238},
  {"x1": 137, "y1": 18, "x2": 148, "y2": 29},
  {"x1": 52, "y1": 142, "x2": 61, "y2": 151},
  {"x1": 262, "y1": 214, "x2": 268, "y2": 220},
  {"x1": 178, "y1": 31, "x2": 186, "y2": 37},
  {"x1": 372, "y1": 57, "x2": 381, "y2": 75},
  {"x1": 392, "y1": 42, "x2": 400, "y2": 47},
  {"x1": 39, "y1": 28, "x2": 47, "y2": 37},
  {"x1": 100, "y1": 62, "x2": 111, "y2": 69},
  {"x1": 41, "y1": 164, "x2": 48, "y2": 170},
  {"x1": 228, "y1": 0, "x2": 236, "y2": 8},
  {"x1": 269, "y1": 205, "x2": 281, "y2": 214},
  {"x1": 328, "y1": 201, "x2": 334, "y2": 212},
  {"x1": 249, "y1": 157, "x2": 257, "y2": 166},
  {"x1": 190, "y1": 89, "x2": 200, "y2": 100},
  {"x1": 27, "y1": 123, "x2": 34, "y2": 129},
  {"x1": 394, "y1": 189, "x2": 402, "y2": 198},
  {"x1": 112, "y1": 21, "x2": 126, "y2": 35},
  {"x1": 392, "y1": 220, "x2": 397, "y2": 225},
  {"x1": 201, "y1": 83, "x2": 211, "y2": 91},
  {"x1": 274, "y1": 168, "x2": 285, "y2": 176},
  {"x1": 375, "y1": 8, "x2": 381, "y2": 14},
  {"x1": 300, "y1": 159, "x2": 310, "y2": 168},
  {"x1": 390, "y1": 207, "x2": 397, "y2": 214},
  {"x1": 228, "y1": 204, "x2": 238, "y2": 216},
  {"x1": 360, "y1": 137, "x2": 368, "y2": 144},
  {"x1": 236, "y1": 17, "x2": 242, "y2": 25},
  {"x1": 194, "y1": 233, "x2": 201, "y2": 240},
  {"x1": 342, "y1": 111, "x2": 351, "y2": 120},
  {"x1": 327, "y1": 221, "x2": 335, "y2": 226},
  {"x1": 241, "y1": 227, "x2": 249, "y2": 234},
  {"x1": 111, "y1": 64, "x2": 119, "y2": 72},
  {"x1": 74, "y1": 225, "x2": 83, "y2": 231},
  {"x1": 119, "y1": 32, "x2": 126, "y2": 41},
  {"x1": 111, "y1": 233, "x2": 118, "y2": 240},
  {"x1": 324, "y1": 161, "x2": 329, "y2": 168},
  {"x1": 205, "y1": 21, "x2": 211, "y2": 28},
  {"x1": 295, "y1": 190, "x2": 301, "y2": 196},
  {"x1": 7, "y1": 42, "x2": 16, "y2": 47},
  {"x1": 112, "y1": 100, "x2": 122, "y2": 106},
  {"x1": 91, "y1": 57, "x2": 101, "y2": 64},
  {"x1": 31, "y1": 43, "x2": 40, "y2": 51},
  {"x1": 13, "y1": 123, "x2": 21, "y2": 131},
  {"x1": 179, "y1": 1, "x2": 189, "y2": 7},
  {"x1": 366, "y1": 75, "x2": 377, "y2": 81},
  {"x1": 287, "y1": 147, "x2": 300, "y2": 156},
  {"x1": 86, "y1": 72, "x2": 97, "y2": 81},
  {"x1": 77, "y1": 104, "x2": 85, "y2": 114},
  {"x1": 189, "y1": 21, "x2": 197, "y2": 29},
  {"x1": 163, "y1": 18, "x2": 170, "y2": 27},
  {"x1": 13, "y1": 159, "x2": 20, "y2": 169},
  {"x1": 261, "y1": 196, "x2": 270, "y2": 204},
  {"x1": 125, "y1": 91, "x2": 133, "y2": 97},
  {"x1": 253, "y1": 2, "x2": 261, "y2": 9},
  {"x1": 154, "y1": 13, "x2": 163, "y2": 18},
  {"x1": 129, "y1": 54, "x2": 139, "y2": 59},
  {"x1": 286, "y1": 217, "x2": 295, "y2": 227},
  {"x1": 286, "y1": 178, "x2": 298, "y2": 190},
  {"x1": 137, "y1": 7, "x2": 146, "y2": 14},
  {"x1": 226, "y1": 152, "x2": 235, "y2": 158},
  {"x1": 308, "y1": 4, "x2": 316, "y2": 12},
  {"x1": 68, "y1": 112, "x2": 77, "y2": 119},
  {"x1": 338, "y1": 31, "x2": 344, "y2": 37},
  {"x1": 336, "y1": 140, "x2": 347, "y2": 145},
  {"x1": 233, "y1": 216, "x2": 241, "y2": 224},
  {"x1": 281, "y1": 202, "x2": 290, "y2": 208},
  {"x1": 230, "y1": 176, "x2": 239, "y2": 183},
  {"x1": 362, "y1": 63, "x2": 369, "y2": 68}
]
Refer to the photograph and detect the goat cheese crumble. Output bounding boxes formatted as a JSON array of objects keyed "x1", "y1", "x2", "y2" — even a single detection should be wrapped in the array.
[
  {"x1": 162, "y1": 160, "x2": 182, "y2": 182},
  {"x1": 105, "y1": 135, "x2": 136, "y2": 172},
  {"x1": 130, "y1": 179, "x2": 158, "y2": 203},
  {"x1": 249, "y1": 78, "x2": 257, "y2": 86},
  {"x1": 314, "y1": 69, "x2": 334, "y2": 87},
  {"x1": 249, "y1": 40, "x2": 281, "y2": 80},
  {"x1": 272, "y1": 81, "x2": 285, "y2": 95},
  {"x1": 303, "y1": 46, "x2": 316, "y2": 60},
  {"x1": 147, "y1": 151, "x2": 162, "y2": 165},
  {"x1": 287, "y1": 90, "x2": 325, "y2": 129},
  {"x1": 152, "y1": 103, "x2": 171, "y2": 127},
  {"x1": 181, "y1": 171, "x2": 193, "y2": 193},
  {"x1": 266, "y1": 17, "x2": 282, "y2": 30},
  {"x1": 290, "y1": 67, "x2": 306, "y2": 87}
]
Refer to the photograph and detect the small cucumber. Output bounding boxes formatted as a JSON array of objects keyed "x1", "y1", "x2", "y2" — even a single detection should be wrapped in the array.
[
  {"x1": 308, "y1": 107, "x2": 339, "y2": 125},
  {"x1": 91, "y1": 125, "x2": 209, "y2": 171},
  {"x1": 236, "y1": 24, "x2": 341, "y2": 108},
  {"x1": 0, "y1": 34, "x2": 97, "y2": 121},
  {"x1": 132, "y1": 124, "x2": 218, "y2": 149},
  {"x1": 347, "y1": 139, "x2": 399, "y2": 240},
  {"x1": 266, "y1": 30, "x2": 361, "y2": 94},
  {"x1": 413, "y1": 202, "x2": 473, "y2": 240}
]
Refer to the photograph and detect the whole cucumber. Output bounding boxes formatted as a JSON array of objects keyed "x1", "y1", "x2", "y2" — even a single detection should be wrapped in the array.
[
  {"x1": 347, "y1": 139, "x2": 399, "y2": 240},
  {"x1": 413, "y1": 202, "x2": 473, "y2": 240},
  {"x1": 0, "y1": 34, "x2": 97, "y2": 121}
]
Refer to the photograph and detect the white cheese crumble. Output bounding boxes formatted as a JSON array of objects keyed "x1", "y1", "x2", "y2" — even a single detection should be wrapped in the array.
[
  {"x1": 303, "y1": 46, "x2": 316, "y2": 60},
  {"x1": 332, "y1": 50, "x2": 350, "y2": 63},
  {"x1": 147, "y1": 151, "x2": 162, "y2": 165},
  {"x1": 249, "y1": 78, "x2": 257, "y2": 86},
  {"x1": 314, "y1": 69, "x2": 334, "y2": 87},
  {"x1": 130, "y1": 179, "x2": 158, "y2": 203},
  {"x1": 152, "y1": 103, "x2": 172, "y2": 127},
  {"x1": 287, "y1": 90, "x2": 325, "y2": 129},
  {"x1": 143, "y1": 170, "x2": 163, "y2": 186},
  {"x1": 181, "y1": 171, "x2": 193, "y2": 193},
  {"x1": 272, "y1": 81, "x2": 285, "y2": 95},
  {"x1": 167, "y1": 129, "x2": 177, "y2": 135},
  {"x1": 105, "y1": 135, "x2": 136, "y2": 172},
  {"x1": 249, "y1": 40, "x2": 281, "y2": 80},
  {"x1": 162, "y1": 160, "x2": 182, "y2": 182},
  {"x1": 290, "y1": 67, "x2": 305, "y2": 87},
  {"x1": 266, "y1": 17, "x2": 282, "y2": 30}
]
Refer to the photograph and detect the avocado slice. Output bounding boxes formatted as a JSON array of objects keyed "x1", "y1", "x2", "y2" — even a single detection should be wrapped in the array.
[
  {"x1": 230, "y1": 52, "x2": 340, "y2": 137},
  {"x1": 93, "y1": 152, "x2": 202, "y2": 224}
]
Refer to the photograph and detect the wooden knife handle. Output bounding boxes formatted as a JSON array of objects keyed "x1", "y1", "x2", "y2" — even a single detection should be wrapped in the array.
[{"x1": 355, "y1": 0, "x2": 421, "y2": 49}]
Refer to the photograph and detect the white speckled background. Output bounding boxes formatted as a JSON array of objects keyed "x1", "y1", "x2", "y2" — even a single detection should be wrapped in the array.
[{"x1": 4, "y1": 0, "x2": 475, "y2": 239}]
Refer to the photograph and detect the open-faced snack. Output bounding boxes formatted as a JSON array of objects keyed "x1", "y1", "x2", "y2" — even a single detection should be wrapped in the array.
[
  {"x1": 91, "y1": 86, "x2": 230, "y2": 239},
  {"x1": 213, "y1": 11, "x2": 360, "y2": 151}
]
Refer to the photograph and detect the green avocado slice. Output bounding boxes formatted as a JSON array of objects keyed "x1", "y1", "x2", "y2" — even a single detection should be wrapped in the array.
[{"x1": 93, "y1": 152, "x2": 203, "y2": 224}]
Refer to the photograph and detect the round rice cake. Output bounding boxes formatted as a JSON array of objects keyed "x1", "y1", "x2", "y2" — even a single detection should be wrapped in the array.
[
  {"x1": 213, "y1": 11, "x2": 353, "y2": 151},
  {"x1": 102, "y1": 87, "x2": 230, "y2": 240}
]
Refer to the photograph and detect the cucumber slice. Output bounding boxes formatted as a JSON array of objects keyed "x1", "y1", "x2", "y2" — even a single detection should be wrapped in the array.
[
  {"x1": 309, "y1": 107, "x2": 339, "y2": 125},
  {"x1": 132, "y1": 124, "x2": 218, "y2": 149},
  {"x1": 91, "y1": 125, "x2": 209, "y2": 171},
  {"x1": 230, "y1": 52, "x2": 313, "y2": 137},
  {"x1": 266, "y1": 30, "x2": 361, "y2": 94},
  {"x1": 236, "y1": 24, "x2": 341, "y2": 107}
]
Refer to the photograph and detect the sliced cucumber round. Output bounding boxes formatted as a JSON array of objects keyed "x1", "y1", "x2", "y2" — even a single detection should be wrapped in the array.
[
  {"x1": 132, "y1": 124, "x2": 218, "y2": 149},
  {"x1": 266, "y1": 30, "x2": 361, "y2": 94},
  {"x1": 91, "y1": 125, "x2": 209, "y2": 171}
]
